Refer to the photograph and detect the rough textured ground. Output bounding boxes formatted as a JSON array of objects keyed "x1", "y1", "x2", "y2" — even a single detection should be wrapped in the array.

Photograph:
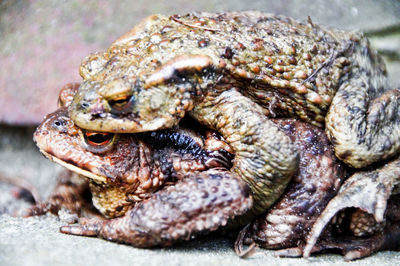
[
  {"x1": 1, "y1": 215, "x2": 400, "y2": 266},
  {"x1": 1, "y1": 1, "x2": 400, "y2": 265}
]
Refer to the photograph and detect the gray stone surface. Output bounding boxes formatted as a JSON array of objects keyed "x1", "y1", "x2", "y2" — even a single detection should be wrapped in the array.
[{"x1": 1, "y1": 215, "x2": 400, "y2": 266}]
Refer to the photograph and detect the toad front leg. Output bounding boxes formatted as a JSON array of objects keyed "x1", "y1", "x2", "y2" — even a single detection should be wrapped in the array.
[
  {"x1": 191, "y1": 89, "x2": 298, "y2": 216},
  {"x1": 60, "y1": 169, "x2": 252, "y2": 247}
]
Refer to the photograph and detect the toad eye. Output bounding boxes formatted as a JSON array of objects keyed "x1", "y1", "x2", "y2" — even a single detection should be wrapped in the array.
[
  {"x1": 109, "y1": 95, "x2": 135, "y2": 115},
  {"x1": 81, "y1": 131, "x2": 118, "y2": 154},
  {"x1": 85, "y1": 132, "x2": 113, "y2": 146}
]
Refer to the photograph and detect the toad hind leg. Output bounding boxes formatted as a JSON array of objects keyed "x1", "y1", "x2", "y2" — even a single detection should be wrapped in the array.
[
  {"x1": 191, "y1": 89, "x2": 298, "y2": 216},
  {"x1": 326, "y1": 40, "x2": 400, "y2": 168},
  {"x1": 24, "y1": 170, "x2": 91, "y2": 218},
  {"x1": 303, "y1": 157, "x2": 400, "y2": 258},
  {"x1": 60, "y1": 169, "x2": 253, "y2": 247},
  {"x1": 306, "y1": 195, "x2": 400, "y2": 261}
]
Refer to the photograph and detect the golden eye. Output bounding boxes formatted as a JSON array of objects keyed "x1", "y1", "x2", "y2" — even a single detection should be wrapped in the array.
[
  {"x1": 109, "y1": 95, "x2": 135, "y2": 115},
  {"x1": 80, "y1": 131, "x2": 119, "y2": 154},
  {"x1": 85, "y1": 132, "x2": 113, "y2": 146}
]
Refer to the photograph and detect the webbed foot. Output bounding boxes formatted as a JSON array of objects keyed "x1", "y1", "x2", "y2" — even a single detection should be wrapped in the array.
[
  {"x1": 303, "y1": 158, "x2": 400, "y2": 259},
  {"x1": 308, "y1": 228, "x2": 399, "y2": 261},
  {"x1": 275, "y1": 196, "x2": 400, "y2": 261},
  {"x1": 304, "y1": 195, "x2": 400, "y2": 260},
  {"x1": 60, "y1": 217, "x2": 104, "y2": 236},
  {"x1": 234, "y1": 224, "x2": 257, "y2": 258}
]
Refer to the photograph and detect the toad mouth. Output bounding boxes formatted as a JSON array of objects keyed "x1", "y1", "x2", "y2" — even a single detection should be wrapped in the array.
[{"x1": 39, "y1": 149, "x2": 107, "y2": 184}]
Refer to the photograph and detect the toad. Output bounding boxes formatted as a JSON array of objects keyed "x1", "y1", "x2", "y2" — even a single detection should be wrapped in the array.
[
  {"x1": 237, "y1": 134, "x2": 400, "y2": 260},
  {"x1": 68, "y1": 12, "x2": 400, "y2": 219},
  {"x1": 34, "y1": 84, "x2": 251, "y2": 224},
  {"x1": 33, "y1": 83, "x2": 342, "y2": 250}
]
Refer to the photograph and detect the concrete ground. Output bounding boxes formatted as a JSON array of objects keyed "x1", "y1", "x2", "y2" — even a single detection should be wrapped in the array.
[
  {"x1": 1, "y1": 1, "x2": 400, "y2": 265},
  {"x1": 1, "y1": 215, "x2": 400, "y2": 266}
]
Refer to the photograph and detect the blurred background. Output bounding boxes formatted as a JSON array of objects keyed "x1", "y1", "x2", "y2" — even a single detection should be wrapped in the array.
[{"x1": 0, "y1": 0, "x2": 399, "y2": 265}]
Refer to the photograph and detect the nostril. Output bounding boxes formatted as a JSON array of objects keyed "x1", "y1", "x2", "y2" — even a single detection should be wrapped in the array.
[
  {"x1": 52, "y1": 119, "x2": 66, "y2": 129},
  {"x1": 81, "y1": 102, "x2": 90, "y2": 109}
]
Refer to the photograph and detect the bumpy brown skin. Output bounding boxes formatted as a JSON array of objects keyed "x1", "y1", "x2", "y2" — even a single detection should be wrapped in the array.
[
  {"x1": 69, "y1": 11, "x2": 400, "y2": 216},
  {"x1": 34, "y1": 89, "x2": 335, "y2": 250},
  {"x1": 61, "y1": 169, "x2": 252, "y2": 248},
  {"x1": 236, "y1": 119, "x2": 345, "y2": 256},
  {"x1": 34, "y1": 103, "x2": 398, "y2": 254},
  {"x1": 237, "y1": 121, "x2": 400, "y2": 260},
  {"x1": 303, "y1": 158, "x2": 400, "y2": 260},
  {"x1": 34, "y1": 102, "x2": 253, "y2": 246},
  {"x1": 34, "y1": 113, "x2": 344, "y2": 249},
  {"x1": 34, "y1": 107, "x2": 238, "y2": 218},
  {"x1": 58, "y1": 83, "x2": 81, "y2": 108}
]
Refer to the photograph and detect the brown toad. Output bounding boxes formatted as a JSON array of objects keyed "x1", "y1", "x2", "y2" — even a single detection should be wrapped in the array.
[
  {"x1": 236, "y1": 122, "x2": 400, "y2": 260},
  {"x1": 68, "y1": 12, "x2": 400, "y2": 219},
  {"x1": 33, "y1": 84, "x2": 344, "y2": 251},
  {"x1": 34, "y1": 84, "x2": 249, "y2": 221}
]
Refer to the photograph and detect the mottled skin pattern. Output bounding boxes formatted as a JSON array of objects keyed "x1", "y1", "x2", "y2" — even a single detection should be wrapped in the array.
[
  {"x1": 35, "y1": 103, "x2": 346, "y2": 249},
  {"x1": 34, "y1": 89, "x2": 400, "y2": 257},
  {"x1": 62, "y1": 169, "x2": 251, "y2": 248},
  {"x1": 236, "y1": 119, "x2": 345, "y2": 255},
  {"x1": 33, "y1": 84, "x2": 327, "y2": 250},
  {"x1": 34, "y1": 107, "x2": 241, "y2": 219},
  {"x1": 233, "y1": 120, "x2": 400, "y2": 260},
  {"x1": 34, "y1": 90, "x2": 254, "y2": 245},
  {"x1": 34, "y1": 83, "x2": 242, "y2": 218},
  {"x1": 69, "y1": 12, "x2": 400, "y2": 216}
]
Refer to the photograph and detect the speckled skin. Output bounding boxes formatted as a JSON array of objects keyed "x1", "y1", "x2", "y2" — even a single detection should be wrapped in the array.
[
  {"x1": 34, "y1": 85, "x2": 257, "y2": 246},
  {"x1": 237, "y1": 119, "x2": 345, "y2": 254},
  {"x1": 235, "y1": 120, "x2": 400, "y2": 260},
  {"x1": 36, "y1": 94, "x2": 351, "y2": 251},
  {"x1": 61, "y1": 169, "x2": 252, "y2": 248},
  {"x1": 69, "y1": 11, "x2": 400, "y2": 216},
  {"x1": 35, "y1": 83, "x2": 241, "y2": 218},
  {"x1": 33, "y1": 84, "x2": 335, "y2": 249},
  {"x1": 34, "y1": 93, "x2": 400, "y2": 256},
  {"x1": 34, "y1": 107, "x2": 241, "y2": 219}
]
